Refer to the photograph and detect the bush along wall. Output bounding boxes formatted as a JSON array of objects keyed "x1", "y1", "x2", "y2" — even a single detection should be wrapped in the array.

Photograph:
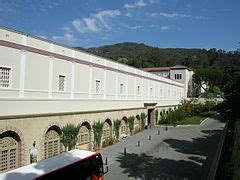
[
  {"x1": 155, "y1": 110, "x2": 159, "y2": 125},
  {"x1": 160, "y1": 99, "x2": 217, "y2": 125},
  {"x1": 113, "y1": 119, "x2": 121, "y2": 140},
  {"x1": 140, "y1": 112, "x2": 147, "y2": 130},
  {"x1": 92, "y1": 121, "x2": 104, "y2": 150},
  {"x1": 61, "y1": 124, "x2": 80, "y2": 151},
  {"x1": 128, "y1": 116, "x2": 135, "y2": 135}
]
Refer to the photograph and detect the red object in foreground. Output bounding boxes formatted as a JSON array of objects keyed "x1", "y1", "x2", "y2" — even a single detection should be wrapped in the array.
[{"x1": 0, "y1": 149, "x2": 108, "y2": 180}]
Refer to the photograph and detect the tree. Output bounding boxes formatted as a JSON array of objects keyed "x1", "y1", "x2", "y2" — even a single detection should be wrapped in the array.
[
  {"x1": 128, "y1": 116, "x2": 135, "y2": 135},
  {"x1": 113, "y1": 119, "x2": 121, "y2": 140},
  {"x1": 220, "y1": 66, "x2": 240, "y2": 120},
  {"x1": 140, "y1": 112, "x2": 147, "y2": 130},
  {"x1": 61, "y1": 124, "x2": 80, "y2": 151},
  {"x1": 92, "y1": 121, "x2": 104, "y2": 149},
  {"x1": 193, "y1": 68, "x2": 223, "y2": 95}
]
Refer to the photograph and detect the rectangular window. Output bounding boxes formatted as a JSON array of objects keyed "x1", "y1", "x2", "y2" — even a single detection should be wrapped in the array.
[
  {"x1": 120, "y1": 83, "x2": 124, "y2": 95},
  {"x1": 137, "y1": 85, "x2": 140, "y2": 96},
  {"x1": 58, "y1": 75, "x2": 65, "y2": 91},
  {"x1": 95, "y1": 80, "x2": 100, "y2": 93},
  {"x1": 0, "y1": 67, "x2": 11, "y2": 88},
  {"x1": 174, "y1": 74, "x2": 182, "y2": 80},
  {"x1": 150, "y1": 87, "x2": 153, "y2": 96}
]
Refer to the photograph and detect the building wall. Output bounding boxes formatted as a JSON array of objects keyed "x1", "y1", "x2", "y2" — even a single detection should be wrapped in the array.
[
  {"x1": 0, "y1": 27, "x2": 186, "y2": 170},
  {"x1": 0, "y1": 108, "x2": 148, "y2": 166},
  {"x1": 170, "y1": 69, "x2": 193, "y2": 97},
  {"x1": 0, "y1": 27, "x2": 184, "y2": 117}
]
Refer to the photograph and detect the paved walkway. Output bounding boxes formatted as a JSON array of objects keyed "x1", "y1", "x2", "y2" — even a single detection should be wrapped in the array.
[{"x1": 100, "y1": 115, "x2": 226, "y2": 180}]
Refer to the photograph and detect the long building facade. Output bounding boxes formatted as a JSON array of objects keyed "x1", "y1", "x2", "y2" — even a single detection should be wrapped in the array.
[{"x1": 0, "y1": 26, "x2": 185, "y2": 172}]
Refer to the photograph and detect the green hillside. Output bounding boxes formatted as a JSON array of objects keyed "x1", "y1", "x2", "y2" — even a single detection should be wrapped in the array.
[{"x1": 75, "y1": 42, "x2": 240, "y2": 70}]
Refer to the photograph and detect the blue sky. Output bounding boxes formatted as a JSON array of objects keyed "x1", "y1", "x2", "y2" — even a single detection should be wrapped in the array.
[{"x1": 0, "y1": 0, "x2": 239, "y2": 51}]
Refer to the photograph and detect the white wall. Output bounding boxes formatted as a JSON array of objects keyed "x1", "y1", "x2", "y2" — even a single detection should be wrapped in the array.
[{"x1": 0, "y1": 27, "x2": 185, "y2": 116}]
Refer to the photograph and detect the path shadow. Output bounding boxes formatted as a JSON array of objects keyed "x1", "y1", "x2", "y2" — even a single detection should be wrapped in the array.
[
  {"x1": 163, "y1": 129, "x2": 223, "y2": 157},
  {"x1": 162, "y1": 129, "x2": 224, "y2": 180},
  {"x1": 116, "y1": 152, "x2": 201, "y2": 180},
  {"x1": 116, "y1": 128, "x2": 224, "y2": 180}
]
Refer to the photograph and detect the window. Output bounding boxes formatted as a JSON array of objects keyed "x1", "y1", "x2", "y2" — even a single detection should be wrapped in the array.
[
  {"x1": 95, "y1": 80, "x2": 101, "y2": 93},
  {"x1": 137, "y1": 86, "x2": 140, "y2": 96},
  {"x1": 120, "y1": 83, "x2": 124, "y2": 95},
  {"x1": 78, "y1": 126, "x2": 90, "y2": 145},
  {"x1": 58, "y1": 75, "x2": 65, "y2": 91},
  {"x1": 0, "y1": 136, "x2": 19, "y2": 173},
  {"x1": 174, "y1": 74, "x2": 182, "y2": 80},
  {"x1": 0, "y1": 67, "x2": 11, "y2": 88},
  {"x1": 44, "y1": 130, "x2": 60, "y2": 159}
]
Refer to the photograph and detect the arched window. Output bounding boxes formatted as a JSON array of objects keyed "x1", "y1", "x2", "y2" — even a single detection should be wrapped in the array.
[
  {"x1": 77, "y1": 122, "x2": 91, "y2": 150},
  {"x1": 102, "y1": 120, "x2": 112, "y2": 140},
  {"x1": 78, "y1": 126, "x2": 90, "y2": 145},
  {"x1": 120, "y1": 117, "x2": 128, "y2": 135},
  {"x1": 44, "y1": 126, "x2": 61, "y2": 159},
  {"x1": 0, "y1": 131, "x2": 20, "y2": 173},
  {"x1": 135, "y1": 115, "x2": 140, "y2": 130}
]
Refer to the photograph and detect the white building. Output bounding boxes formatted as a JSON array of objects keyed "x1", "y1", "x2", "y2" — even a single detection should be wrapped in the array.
[
  {"x1": 0, "y1": 26, "x2": 185, "y2": 172},
  {"x1": 144, "y1": 65, "x2": 194, "y2": 97}
]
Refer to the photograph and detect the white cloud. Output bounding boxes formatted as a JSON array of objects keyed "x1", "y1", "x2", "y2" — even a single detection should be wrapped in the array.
[
  {"x1": 161, "y1": 26, "x2": 171, "y2": 30},
  {"x1": 148, "y1": 0, "x2": 160, "y2": 4},
  {"x1": 93, "y1": 10, "x2": 121, "y2": 29},
  {"x1": 159, "y1": 12, "x2": 190, "y2": 18},
  {"x1": 146, "y1": 12, "x2": 203, "y2": 19},
  {"x1": 127, "y1": 25, "x2": 143, "y2": 29},
  {"x1": 72, "y1": 10, "x2": 121, "y2": 33},
  {"x1": 124, "y1": 0, "x2": 147, "y2": 9},
  {"x1": 125, "y1": 12, "x2": 132, "y2": 17},
  {"x1": 52, "y1": 26, "x2": 79, "y2": 43},
  {"x1": 52, "y1": 33, "x2": 79, "y2": 43}
]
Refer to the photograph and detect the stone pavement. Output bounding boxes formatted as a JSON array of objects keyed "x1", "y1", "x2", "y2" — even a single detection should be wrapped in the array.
[{"x1": 100, "y1": 115, "x2": 226, "y2": 180}]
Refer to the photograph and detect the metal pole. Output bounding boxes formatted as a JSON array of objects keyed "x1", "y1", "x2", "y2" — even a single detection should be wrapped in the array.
[
  {"x1": 138, "y1": 140, "x2": 140, "y2": 147},
  {"x1": 124, "y1": 147, "x2": 127, "y2": 155},
  {"x1": 105, "y1": 157, "x2": 108, "y2": 165},
  {"x1": 149, "y1": 135, "x2": 151, "y2": 140},
  {"x1": 158, "y1": 130, "x2": 160, "y2": 135}
]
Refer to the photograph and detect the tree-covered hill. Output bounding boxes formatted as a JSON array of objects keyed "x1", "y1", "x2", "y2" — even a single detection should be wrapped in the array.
[{"x1": 75, "y1": 42, "x2": 240, "y2": 70}]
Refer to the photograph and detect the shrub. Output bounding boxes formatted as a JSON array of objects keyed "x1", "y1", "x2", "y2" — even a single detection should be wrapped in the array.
[
  {"x1": 134, "y1": 128, "x2": 142, "y2": 134},
  {"x1": 61, "y1": 124, "x2": 80, "y2": 151},
  {"x1": 113, "y1": 119, "x2": 121, "y2": 140},
  {"x1": 140, "y1": 112, "x2": 147, "y2": 130},
  {"x1": 102, "y1": 138, "x2": 115, "y2": 148},
  {"x1": 92, "y1": 121, "x2": 104, "y2": 149},
  {"x1": 155, "y1": 110, "x2": 159, "y2": 124},
  {"x1": 205, "y1": 98, "x2": 217, "y2": 111},
  {"x1": 128, "y1": 116, "x2": 135, "y2": 135}
]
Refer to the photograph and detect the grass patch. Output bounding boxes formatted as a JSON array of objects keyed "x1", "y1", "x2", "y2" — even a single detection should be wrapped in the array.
[
  {"x1": 160, "y1": 115, "x2": 207, "y2": 126},
  {"x1": 180, "y1": 116, "x2": 205, "y2": 125}
]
